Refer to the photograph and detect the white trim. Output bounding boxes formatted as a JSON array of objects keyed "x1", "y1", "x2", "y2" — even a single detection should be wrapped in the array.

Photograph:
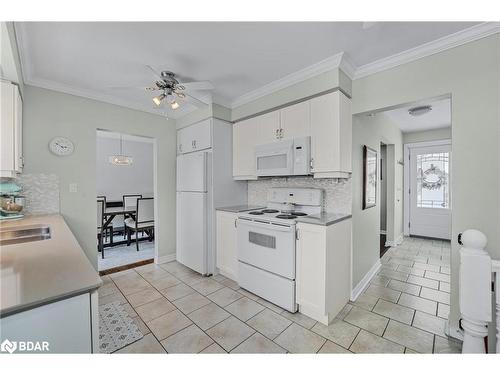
[
  {"x1": 386, "y1": 234, "x2": 404, "y2": 247},
  {"x1": 354, "y1": 22, "x2": 500, "y2": 79},
  {"x1": 156, "y1": 253, "x2": 176, "y2": 265},
  {"x1": 231, "y1": 52, "x2": 345, "y2": 108},
  {"x1": 350, "y1": 259, "x2": 381, "y2": 301},
  {"x1": 403, "y1": 139, "x2": 452, "y2": 236}
]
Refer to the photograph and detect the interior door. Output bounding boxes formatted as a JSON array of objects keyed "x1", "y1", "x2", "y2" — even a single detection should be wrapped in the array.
[
  {"x1": 409, "y1": 144, "x2": 451, "y2": 239},
  {"x1": 176, "y1": 192, "x2": 207, "y2": 274}
]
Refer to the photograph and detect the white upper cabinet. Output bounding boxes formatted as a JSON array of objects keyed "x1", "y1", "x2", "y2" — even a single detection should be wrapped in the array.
[
  {"x1": 177, "y1": 118, "x2": 212, "y2": 154},
  {"x1": 1, "y1": 81, "x2": 23, "y2": 177},
  {"x1": 279, "y1": 100, "x2": 310, "y2": 139},
  {"x1": 310, "y1": 91, "x2": 351, "y2": 178},
  {"x1": 232, "y1": 90, "x2": 351, "y2": 180}
]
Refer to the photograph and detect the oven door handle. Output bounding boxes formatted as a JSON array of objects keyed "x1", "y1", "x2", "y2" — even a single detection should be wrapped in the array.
[{"x1": 237, "y1": 219, "x2": 294, "y2": 232}]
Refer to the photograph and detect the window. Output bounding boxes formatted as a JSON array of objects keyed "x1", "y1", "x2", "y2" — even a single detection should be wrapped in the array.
[{"x1": 416, "y1": 152, "x2": 450, "y2": 209}]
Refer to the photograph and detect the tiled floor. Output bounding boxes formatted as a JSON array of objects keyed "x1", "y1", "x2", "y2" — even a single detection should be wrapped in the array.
[
  {"x1": 99, "y1": 236, "x2": 462, "y2": 354},
  {"x1": 98, "y1": 235, "x2": 154, "y2": 271}
]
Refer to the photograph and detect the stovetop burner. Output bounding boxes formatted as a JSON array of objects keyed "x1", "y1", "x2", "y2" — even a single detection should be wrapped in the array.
[
  {"x1": 249, "y1": 211, "x2": 264, "y2": 215},
  {"x1": 261, "y1": 209, "x2": 279, "y2": 213},
  {"x1": 276, "y1": 214, "x2": 297, "y2": 219},
  {"x1": 290, "y1": 211, "x2": 307, "y2": 216}
]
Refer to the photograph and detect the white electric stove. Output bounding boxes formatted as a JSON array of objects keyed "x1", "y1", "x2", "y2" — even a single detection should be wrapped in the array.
[{"x1": 237, "y1": 187, "x2": 323, "y2": 312}]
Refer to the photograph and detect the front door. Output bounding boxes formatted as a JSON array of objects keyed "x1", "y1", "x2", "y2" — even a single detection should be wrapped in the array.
[{"x1": 409, "y1": 144, "x2": 451, "y2": 239}]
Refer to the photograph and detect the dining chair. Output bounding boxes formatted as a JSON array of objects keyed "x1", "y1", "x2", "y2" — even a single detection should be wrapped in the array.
[
  {"x1": 97, "y1": 195, "x2": 114, "y2": 242},
  {"x1": 125, "y1": 197, "x2": 154, "y2": 252},
  {"x1": 122, "y1": 194, "x2": 143, "y2": 238},
  {"x1": 97, "y1": 199, "x2": 113, "y2": 259}
]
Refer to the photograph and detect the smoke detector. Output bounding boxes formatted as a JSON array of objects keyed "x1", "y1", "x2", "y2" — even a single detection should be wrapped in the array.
[{"x1": 408, "y1": 105, "x2": 432, "y2": 117}]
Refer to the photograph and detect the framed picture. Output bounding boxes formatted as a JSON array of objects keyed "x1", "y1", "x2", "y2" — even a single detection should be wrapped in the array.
[{"x1": 363, "y1": 145, "x2": 377, "y2": 209}]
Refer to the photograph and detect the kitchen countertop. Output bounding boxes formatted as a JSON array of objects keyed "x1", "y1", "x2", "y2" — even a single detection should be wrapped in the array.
[
  {"x1": 216, "y1": 205, "x2": 265, "y2": 213},
  {"x1": 295, "y1": 212, "x2": 352, "y2": 226},
  {"x1": 0, "y1": 214, "x2": 102, "y2": 317}
]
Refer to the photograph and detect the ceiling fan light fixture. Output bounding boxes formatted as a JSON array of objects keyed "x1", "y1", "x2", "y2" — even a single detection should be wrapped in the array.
[
  {"x1": 408, "y1": 105, "x2": 432, "y2": 117},
  {"x1": 153, "y1": 93, "x2": 166, "y2": 106},
  {"x1": 170, "y1": 100, "x2": 180, "y2": 110}
]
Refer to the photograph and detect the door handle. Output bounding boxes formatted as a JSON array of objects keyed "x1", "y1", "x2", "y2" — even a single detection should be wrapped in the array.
[
  {"x1": 194, "y1": 140, "x2": 197, "y2": 149},
  {"x1": 275, "y1": 129, "x2": 279, "y2": 139},
  {"x1": 280, "y1": 128, "x2": 284, "y2": 138}
]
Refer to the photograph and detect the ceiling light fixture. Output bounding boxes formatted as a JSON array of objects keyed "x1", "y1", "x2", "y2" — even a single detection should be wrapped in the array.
[
  {"x1": 170, "y1": 100, "x2": 180, "y2": 110},
  {"x1": 109, "y1": 134, "x2": 133, "y2": 166},
  {"x1": 408, "y1": 105, "x2": 432, "y2": 117},
  {"x1": 152, "y1": 93, "x2": 166, "y2": 106}
]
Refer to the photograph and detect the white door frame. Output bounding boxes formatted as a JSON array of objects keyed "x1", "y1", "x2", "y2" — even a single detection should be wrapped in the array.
[{"x1": 403, "y1": 139, "x2": 451, "y2": 236}]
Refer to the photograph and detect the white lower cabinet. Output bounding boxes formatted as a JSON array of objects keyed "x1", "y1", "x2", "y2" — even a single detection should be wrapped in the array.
[
  {"x1": 0, "y1": 291, "x2": 98, "y2": 353},
  {"x1": 216, "y1": 210, "x2": 238, "y2": 280},
  {"x1": 296, "y1": 219, "x2": 352, "y2": 325}
]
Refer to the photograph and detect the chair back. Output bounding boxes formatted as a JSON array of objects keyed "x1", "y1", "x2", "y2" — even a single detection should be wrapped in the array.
[
  {"x1": 97, "y1": 199, "x2": 104, "y2": 228},
  {"x1": 137, "y1": 197, "x2": 154, "y2": 224},
  {"x1": 123, "y1": 194, "x2": 142, "y2": 209},
  {"x1": 97, "y1": 195, "x2": 107, "y2": 205}
]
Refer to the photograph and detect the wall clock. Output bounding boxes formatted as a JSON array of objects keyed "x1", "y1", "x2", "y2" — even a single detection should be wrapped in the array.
[{"x1": 49, "y1": 137, "x2": 74, "y2": 156}]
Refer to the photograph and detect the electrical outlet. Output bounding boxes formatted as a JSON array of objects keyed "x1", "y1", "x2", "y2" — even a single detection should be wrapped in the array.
[{"x1": 69, "y1": 183, "x2": 78, "y2": 193}]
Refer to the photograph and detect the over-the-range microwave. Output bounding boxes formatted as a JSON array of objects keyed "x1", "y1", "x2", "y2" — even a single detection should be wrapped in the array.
[{"x1": 255, "y1": 136, "x2": 311, "y2": 177}]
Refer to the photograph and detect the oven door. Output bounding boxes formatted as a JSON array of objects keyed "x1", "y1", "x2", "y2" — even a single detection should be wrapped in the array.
[
  {"x1": 236, "y1": 218, "x2": 296, "y2": 279},
  {"x1": 255, "y1": 139, "x2": 294, "y2": 177}
]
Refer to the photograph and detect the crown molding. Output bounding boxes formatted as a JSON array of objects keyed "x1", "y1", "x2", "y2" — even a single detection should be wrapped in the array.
[
  {"x1": 354, "y1": 22, "x2": 500, "y2": 79},
  {"x1": 230, "y1": 52, "x2": 345, "y2": 108}
]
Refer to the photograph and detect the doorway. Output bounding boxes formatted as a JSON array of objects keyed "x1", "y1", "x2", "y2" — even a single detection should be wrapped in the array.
[
  {"x1": 379, "y1": 143, "x2": 390, "y2": 257},
  {"x1": 96, "y1": 130, "x2": 157, "y2": 273}
]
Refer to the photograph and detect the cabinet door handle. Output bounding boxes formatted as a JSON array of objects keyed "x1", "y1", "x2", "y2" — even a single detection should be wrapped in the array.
[
  {"x1": 295, "y1": 228, "x2": 300, "y2": 240},
  {"x1": 234, "y1": 218, "x2": 237, "y2": 228},
  {"x1": 179, "y1": 144, "x2": 183, "y2": 152},
  {"x1": 194, "y1": 140, "x2": 197, "y2": 149},
  {"x1": 310, "y1": 157, "x2": 314, "y2": 171},
  {"x1": 275, "y1": 129, "x2": 279, "y2": 139},
  {"x1": 280, "y1": 128, "x2": 284, "y2": 138}
]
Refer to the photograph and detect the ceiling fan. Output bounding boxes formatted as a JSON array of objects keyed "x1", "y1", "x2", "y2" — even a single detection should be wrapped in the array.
[{"x1": 110, "y1": 66, "x2": 214, "y2": 111}]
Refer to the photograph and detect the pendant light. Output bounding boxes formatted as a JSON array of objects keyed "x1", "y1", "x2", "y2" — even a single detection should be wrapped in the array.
[{"x1": 109, "y1": 134, "x2": 133, "y2": 166}]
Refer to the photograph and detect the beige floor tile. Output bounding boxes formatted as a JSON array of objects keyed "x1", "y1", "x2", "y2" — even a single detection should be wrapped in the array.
[
  {"x1": 191, "y1": 279, "x2": 225, "y2": 295},
  {"x1": 140, "y1": 268, "x2": 171, "y2": 282},
  {"x1": 206, "y1": 316, "x2": 255, "y2": 351},
  {"x1": 237, "y1": 288, "x2": 260, "y2": 301},
  {"x1": 344, "y1": 306, "x2": 389, "y2": 336},
  {"x1": 335, "y1": 304, "x2": 354, "y2": 320},
  {"x1": 134, "y1": 263, "x2": 158, "y2": 274},
  {"x1": 225, "y1": 297, "x2": 265, "y2": 321},
  {"x1": 212, "y1": 274, "x2": 227, "y2": 282},
  {"x1": 113, "y1": 274, "x2": 151, "y2": 295},
  {"x1": 383, "y1": 320, "x2": 434, "y2": 353},
  {"x1": 207, "y1": 287, "x2": 243, "y2": 307},
  {"x1": 115, "y1": 333, "x2": 166, "y2": 353},
  {"x1": 350, "y1": 330, "x2": 405, "y2": 354},
  {"x1": 177, "y1": 272, "x2": 207, "y2": 286},
  {"x1": 280, "y1": 310, "x2": 317, "y2": 329},
  {"x1": 425, "y1": 270, "x2": 450, "y2": 283},
  {"x1": 405, "y1": 348, "x2": 419, "y2": 354},
  {"x1": 351, "y1": 293, "x2": 379, "y2": 311},
  {"x1": 318, "y1": 340, "x2": 352, "y2": 353},
  {"x1": 200, "y1": 343, "x2": 227, "y2": 353},
  {"x1": 160, "y1": 283, "x2": 195, "y2": 301},
  {"x1": 126, "y1": 287, "x2": 163, "y2": 308},
  {"x1": 231, "y1": 332, "x2": 286, "y2": 353},
  {"x1": 412, "y1": 311, "x2": 447, "y2": 337},
  {"x1": 406, "y1": 275, "x2": 439, "y2": 290},
  {"x1": 135, "y1": 297, "x2": 176, "y2": 322},
  {"x1": 100, "y1": 275, "x2": 113, "y2": 284},
  {"x1": 412, "y1": 262, "x2": 440, "y2": 272},
  {"x1": 433, "y1": 335, "x2": 462, "y2": 353},
  {"x1": 149, "y1": 274, "x2": 182, "y2": 290},
  {"x1": 377, "y1": 268, "x2": 409, "y2": 282},
  {"x1": 247, "y1": 309, "x2": 292, "y2": 340},
  {"x1": 440, "y1": 266, "x2": 451, "y2": 275},
  {"x1": 132, "y1": 316, "x2": 150, "y2": 335},
  {"x1": 255, "y1": 298, "x2": 285, "y2": 314},
  {"x1": 420, "y1": 287, "x2": 450, "y2": 304},
  {"x1": 437, "y1": 303, "x2": 450, "y2": 319},
  {"x1": 121, "y1": 302, "x2": 138, "y2": 318},
  {"x1": 372, "y1": 299, "x2": 414, "y2": 325},
  {"x1": 187, "y1": 303, "x2": 231, "y2": 330},
  {"x1": 274, "y1": 323, "x2": 326, "y2": 353},
  {"x1": 311, "y1": 320, "x2": 360, "y2": 349},
  {"x1": 364, "y1": 284, "x2": 401, "y2": 303},
  {"x1": 398, "y1": 293, "x2": 437, "y2": 315},
  {"x1": 160, "y1": 324, "x2": 214, "y2": 353},
  {"x1": 220, "y1": 278, "x2": 240, "y2": 290},
  {"x1": 370, "y1": 275, "x2": 391, "y2": 287},
  {"x1": 98, "y1": 282, "x2": 120, "y2": 297},
  {"x1": 387, "y1": 279, "x2": 421, "y2": 296},
  {"x1": 99, "y1": 292, "x2": 127, "y2": 305},
  {"x1": 159, "y1": 261, "x2": 193, "y2": 276},
  {"x1": 147, "y1": 309, "x2": 192, "y2": 340},
  {"x1": 439, "y1": 282, "x2": 450, "y2": 293},
  {"x1": 109, "y1": 269, "x2": 136, "y2": 279},
  {"x1": 173, "y1": 292, "x2": 211, "y2": 314}
]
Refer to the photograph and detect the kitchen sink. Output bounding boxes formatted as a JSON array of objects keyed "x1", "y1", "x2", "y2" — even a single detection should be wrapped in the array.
[{"x1": 0, "y1": 224, "x2": 51, "y2": 246}]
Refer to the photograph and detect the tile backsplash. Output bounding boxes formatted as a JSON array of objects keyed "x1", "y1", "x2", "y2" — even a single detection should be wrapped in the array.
[
  {"x1": 248, "y1": 176, "x2": 352, "y2": 214},
  {"x1": 17, "y1": 173, "x2": 60, "y2": 215}
]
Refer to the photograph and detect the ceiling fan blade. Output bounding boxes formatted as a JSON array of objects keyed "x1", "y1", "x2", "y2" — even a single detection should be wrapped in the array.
[
  {"x1": 180, "y1": 81, "x2": 214, "y2": 91},
  {"x1": 146, "y1": 65, "x2": 164, "y2": 81},
  {"x1": 105, "y1": 86, "x2": 155, "y2": 91},
  {"x1": 179, "y1": 93, "x2": 209, "y2": 109}
]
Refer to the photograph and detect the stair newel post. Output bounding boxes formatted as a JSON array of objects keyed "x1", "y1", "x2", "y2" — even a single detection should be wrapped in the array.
[{"x1": 459, "y1": 229, "x2": 492, "y2": 353}]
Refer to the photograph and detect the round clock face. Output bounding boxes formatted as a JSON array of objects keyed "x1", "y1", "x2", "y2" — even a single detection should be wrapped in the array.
[{"x1": 49, "y1": 137, "x2": 74, "y2": 156}]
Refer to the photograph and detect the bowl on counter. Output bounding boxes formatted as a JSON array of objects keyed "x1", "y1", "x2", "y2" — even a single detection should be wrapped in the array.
[{"x1": 0, "y1": 196, "x2": 26, "y2": 214}]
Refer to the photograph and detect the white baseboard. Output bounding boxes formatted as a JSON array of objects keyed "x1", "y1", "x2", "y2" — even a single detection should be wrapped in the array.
[
  {"x1": 386, "y1": 234, "x2": 404, "y2": 247},
  {"x1": 156, "y1": 253, "x2": 176, "y2": 264},
  {"x1": 350, "y1": 259, "x2": 381, "y2": 301}
]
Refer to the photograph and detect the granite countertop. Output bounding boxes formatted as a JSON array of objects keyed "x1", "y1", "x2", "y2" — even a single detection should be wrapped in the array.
[
  {"x1": 216, "y1": 205, "x2": 265, "y2": 213},
  {"x1": 295, "y1": 212, "x2": 352, "y2": 226},
  {"x1": 0, "y1": 214, "x2": 102, "y2": 317}
]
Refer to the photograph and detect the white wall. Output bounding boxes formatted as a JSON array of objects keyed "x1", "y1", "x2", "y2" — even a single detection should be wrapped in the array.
[
  {"x1": 22, "y1": 86, "x2": 177, "y2": 268},
  {"x1": 96, "y1": 134, "x2": 154, "y2": 201},
  {"x1": 403, "y1": 127, "x2": 451, "y2": 144},
  {"x1": 352, "y1": 113, "x2": 404, "y2": 287},
  {"x1": 351, "y1": 33, "x2": 500, "y2": 337}
]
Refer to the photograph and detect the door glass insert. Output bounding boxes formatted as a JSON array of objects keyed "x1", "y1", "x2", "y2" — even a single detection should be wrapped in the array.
[{"x1": 416, "y1": 152, "x2": 450, "y2": 209}]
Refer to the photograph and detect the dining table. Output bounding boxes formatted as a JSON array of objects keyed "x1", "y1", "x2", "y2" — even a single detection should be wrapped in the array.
[{"x1": 101, "y1": 205, "x2": 136, "y2": 248}]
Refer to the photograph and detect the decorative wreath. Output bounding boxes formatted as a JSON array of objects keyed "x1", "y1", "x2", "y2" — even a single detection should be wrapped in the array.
[{"x1": 421, "y1": 164, "x2": 445, "y2": 190}]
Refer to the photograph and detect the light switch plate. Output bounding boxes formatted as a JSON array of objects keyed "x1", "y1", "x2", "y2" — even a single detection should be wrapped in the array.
[{"x1": 69, "y1": 183, "x2": 78, "y2": 193}]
